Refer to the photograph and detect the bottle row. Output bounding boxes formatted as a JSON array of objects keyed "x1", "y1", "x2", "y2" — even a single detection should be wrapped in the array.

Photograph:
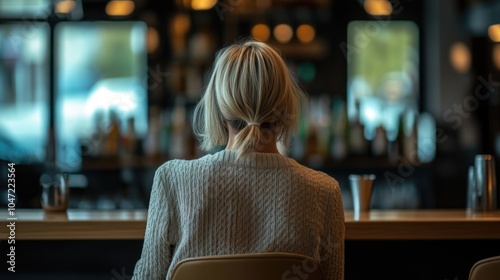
[{"x1": 78, "y1": 95, "x2": 435, "y2": 168}]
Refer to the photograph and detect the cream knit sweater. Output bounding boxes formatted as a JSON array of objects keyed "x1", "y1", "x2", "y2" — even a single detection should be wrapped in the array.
[{"x1": 132, "y1": 150, "x2": 344, "y2": 280}]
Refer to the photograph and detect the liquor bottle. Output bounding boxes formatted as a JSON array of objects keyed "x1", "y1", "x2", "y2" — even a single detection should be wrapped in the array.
[
  {"x1": 387, "y1": 126, "x2": 400, "y2": 164},
  {"x1": 169, "y1": 96, "x2": 189, "y2": 159},
  {"x1": 104, "y1": 109, "x2": 120, "y2": 157},
  {"x1": 348, "y1": 115, "x2": 368, "y2": 156},
  {"x1": 122, "y1": 117, "x2": 137, "y2": 156},
  {"x1": 330, "y1": 97, "x2": 348, "y2": 160},
  {"x1": 159, "y1": 109, "x2": 172, "y2": 157},
  {"x1": 290, "y1": 110, "x2": 307, "y2": 161},
  {"x1": 371, "y1": 125, "x2": 387, "y2": 157},
  {"x1": 396, "y1": 112, "x2": 405, "y2": 159},
  {"x1": 144, "y1": 107, "x2": 161, "y2": 157},
  {"x1": 403, "y1": 111, "x2": 418, "y2": 164},
  {"x1": 91, "y1": 110, "x2": 106, "y2": 157},
  {"x1": 316, "y1": 94, "x2": 331, "y2": 160}
]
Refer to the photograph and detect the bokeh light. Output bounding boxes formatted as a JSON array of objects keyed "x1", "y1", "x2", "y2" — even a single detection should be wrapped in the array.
[
  {"x1": 493, "y1": 44, "x2": 500, "y2": 70},
  {"x1": 488, "y1": 24, "x2": 500, "y2": 42},
  {"x1": 449, "y1": 42, "x2": 471, "y2": 73},
  {"x1": 147, "y1": 27, "x2": 160, "y2": 54},
  {"x1": 171, "y1": 13, "x2": 191, "y2": 36},
  {"x1": 191, "y1": 0, "x2": 218, "y2": 10},
  {"x1": 56, "y1": 0, "x2": 75, "y2": 14},
  {"x1": 105, "y1": 0, "x2": 135, "y2": 16},
  {"x1": 296, "y1": 24, "x2": 315, "y2": 44},
  {"x1": 297, "y1": 62, "x2": 316, "y2": 82},
  {"x1": 273, "y1": 24, "x2": 293, "y2": 44},
  {"x1": 364, "y1": 0, "x2": 392, "y2": 16},
  {"x1": 251, "y1": 24, "x2": 271, "y2": 42}
]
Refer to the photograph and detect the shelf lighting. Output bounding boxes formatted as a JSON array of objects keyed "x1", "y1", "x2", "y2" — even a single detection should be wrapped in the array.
[
  {"x1": 364, "y1": 0, "x2": 392, "y2": 16},
  {"x1": 488, "y1": 24, "x2": 500, "y2": 42},
  {"x1": 172, "y1": 13, "x2": 191, "y2": 36},
  {"x1": 449, "y1": 42, "x2": 471, "y2": 73},
  {"x1": 56, "y1": 0, "x2": 76, "y2": 14},
  {"x1": 296, "y1": 24, "x2": 315, "y2": 44},
  {"x1": 191, "y1": 0, "x2": 218, "y2": 10},
  {"x1": 106, "y1": 0, "x2": 135, "y2": 16},
  {"x1": 251, "y1": 24, "x2": 271, "y2": 42},
  {"x1": 273, "y1": 24, "x2": 293, "y2": 44},
  {"x1": 494, "y1": 44, "x2": 500, "y2": 70},
  {"x1": 147, "y1": 27, "x2": 160, "y2": 54}
]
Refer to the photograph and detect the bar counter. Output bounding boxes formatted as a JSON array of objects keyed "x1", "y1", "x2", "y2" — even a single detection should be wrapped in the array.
[{"x1": 2, "y1": 209, "x2": 500, "y2": 240}]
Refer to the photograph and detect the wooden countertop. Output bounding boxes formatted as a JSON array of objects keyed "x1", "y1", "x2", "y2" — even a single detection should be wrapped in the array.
[
  {"x1": 344, "y1": 210, "x2": 500, "y2": 240},
  {"x1": 2, "y1": 209, "x2": 500, "y2": 240},
  {"x1": 2, "y1": 209, "x2": 147, "y2": 240}
]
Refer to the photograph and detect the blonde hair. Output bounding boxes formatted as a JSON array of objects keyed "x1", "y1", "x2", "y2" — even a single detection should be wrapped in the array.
[{"x1": 193, "y1": 39, "x2": 307, "y2": 158}]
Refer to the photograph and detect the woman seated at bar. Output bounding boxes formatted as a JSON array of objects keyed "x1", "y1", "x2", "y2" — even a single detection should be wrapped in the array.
[{"x1": 132, "y1": 39, "x2": 345, "y2": 280}]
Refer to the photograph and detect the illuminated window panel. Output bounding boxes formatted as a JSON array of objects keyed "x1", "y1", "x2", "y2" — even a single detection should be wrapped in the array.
[
  {"x1": 347, "y1": 21, "x2": 419, "y2": 141},
  {"x1": 55, "y1": 21, "x2": 148, "y2": 170},
  {"x1": 0, "y1": 0, "x2": 50, "y2": 18},
  {"x1": 0, "y1": 23, "x2": 49, "y2": 163}
]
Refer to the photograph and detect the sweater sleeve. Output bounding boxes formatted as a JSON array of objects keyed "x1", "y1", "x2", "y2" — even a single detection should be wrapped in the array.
[
  {"x1": 132, "y1": 166, "x2": 175, "y2": 280},
  {"x1": 320, "y1": 182, "x2": 345, "y2": 280}
]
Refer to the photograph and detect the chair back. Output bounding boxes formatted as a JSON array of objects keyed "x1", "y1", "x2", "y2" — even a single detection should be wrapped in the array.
[
  {"x1": 171, "y1": 252, "x2": 325, "y2": 280},
  {"x1": 469, "y1": 256, "x2": 500, "y2": 280}
]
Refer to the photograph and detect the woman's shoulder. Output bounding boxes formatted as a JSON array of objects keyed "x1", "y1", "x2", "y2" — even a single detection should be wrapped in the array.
[
  {"x1": 290, "y1": 161, "x2": 335, "y2": 180},
  {"x1": 155, "y1": 153, "x2": 218, "y2": 174},
  {"x1": 291, "y1": 163, "x2": 340, "y2": 190}
]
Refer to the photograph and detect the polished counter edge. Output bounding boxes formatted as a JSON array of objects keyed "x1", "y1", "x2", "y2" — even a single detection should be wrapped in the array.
[{"x1": 2, "y1": 209, "x2": 500, "y2": 240}]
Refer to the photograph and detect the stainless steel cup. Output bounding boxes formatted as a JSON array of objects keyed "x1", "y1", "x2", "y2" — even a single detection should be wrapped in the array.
[
  {"x1": 466, "y1": 165, "x2": 480, "y2": 213},
  {"x1": 349, "y1": 174, "x2": 376, "y2": 217},
  {"x1": 40, "y1": 174, "x2": 69, "y2": 212},
  {"x1": 474, "y1": 154, "x2": 497, "y2": 212}
]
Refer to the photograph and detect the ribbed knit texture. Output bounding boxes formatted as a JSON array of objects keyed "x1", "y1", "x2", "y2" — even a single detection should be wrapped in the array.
[{"x1": 132, "y1": 150, "x2": 344, "y2": 280}]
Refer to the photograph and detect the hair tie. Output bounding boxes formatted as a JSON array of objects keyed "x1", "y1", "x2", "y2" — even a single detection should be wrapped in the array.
[{"x1": 247, "y1": 122, "x2": 260, "y2": 127}]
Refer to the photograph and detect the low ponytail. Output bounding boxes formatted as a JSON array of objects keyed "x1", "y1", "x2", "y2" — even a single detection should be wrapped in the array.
[{"x1": 233, "y1": 124, "x2": 261, "y2": 158}]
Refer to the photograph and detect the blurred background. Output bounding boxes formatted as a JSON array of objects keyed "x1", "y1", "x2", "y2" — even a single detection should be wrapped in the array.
[{"x1": 0, "y1": 0, "x2": 499, "y2": 211}]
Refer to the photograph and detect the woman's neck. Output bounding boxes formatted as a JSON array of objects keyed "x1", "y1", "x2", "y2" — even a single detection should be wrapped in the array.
[{"x1": 225, "y1": 125, "x2": 280, "y2": 154}]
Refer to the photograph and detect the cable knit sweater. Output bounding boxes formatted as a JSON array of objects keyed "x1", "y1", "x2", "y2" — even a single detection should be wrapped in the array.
[{"x1": 132, "y1": 150, "x2": 345, "y2": 280}]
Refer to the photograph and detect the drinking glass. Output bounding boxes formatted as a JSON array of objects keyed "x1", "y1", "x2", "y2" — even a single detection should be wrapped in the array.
[
  {"x1": 466, "y1": 165, "x2": 480, "y2": 213},
  {"x1": 40, "y1": 174, "x2": 69, "y2": 212},
  {"x1": 474, "y1": 154, "x2": 497, "y2": 212},
  {"x1": 349, "y1": 174, "x2": 376, "y2": 219}
]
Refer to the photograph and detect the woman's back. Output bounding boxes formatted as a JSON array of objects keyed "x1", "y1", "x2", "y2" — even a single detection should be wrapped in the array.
[
  {"x1": 133, "y1": 40, "x2": 344, "y2": 280},
  {"x1": 134, "y1": 150, "x2": 344, "y2": 280}
]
